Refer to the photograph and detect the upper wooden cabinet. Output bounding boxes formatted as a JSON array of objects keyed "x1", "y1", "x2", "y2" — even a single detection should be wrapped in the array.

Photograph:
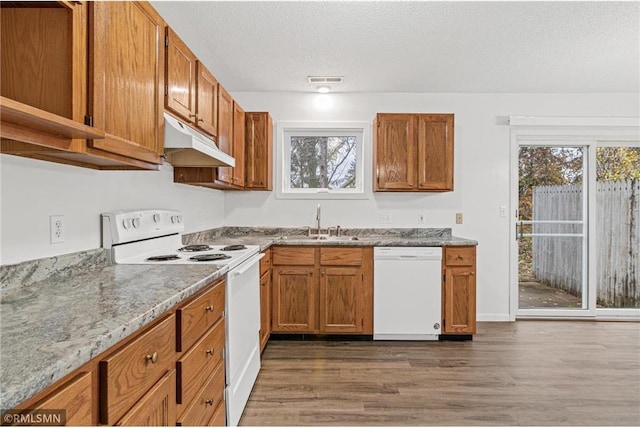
[
  {"x1": 374, "y1": 113, "x2": 454, "y2": 192},
  {"x1": 195, "y1": 62, "x2": 219, "y2": 137},
  {"x1": 215, "y1": 85, "x2": 235, "y2": 186},
  {"x1": 0, "y1": 1, "x2": 166, "y2": 170},
  {"x1": 245, "y1": 112, "x2": 273, "y2": 190},
  {"x1": 165, "y1": 27, "x2": 197, "y2": 124},
  {"x1": 88, "y1": 1, "x2": 165, "y2": 166}
]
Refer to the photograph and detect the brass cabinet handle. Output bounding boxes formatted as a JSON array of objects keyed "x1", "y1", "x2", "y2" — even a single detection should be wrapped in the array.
[
  {"x1": 145, "y1": 351, "x2": 158, "y2": 364},
  {"x1": 470, "y1": 272, "x2": 475, "y2": 276},
  {"x1": 205, "y1": 305, "x2": 215, "y2": 312},
  {"x1": 205, "y1": 348, "x2": 214, "y2": 355},
  {"x1": 197, "y1": 118, "x2": 204, "y2": 122},
  {"x1": 205, "y1": 399, "x2": 214, "y2": 406}
]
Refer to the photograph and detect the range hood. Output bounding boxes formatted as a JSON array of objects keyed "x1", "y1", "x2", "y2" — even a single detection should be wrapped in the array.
[{"x1": 163, "y1": 113, "x2": 235, "y2": 167}]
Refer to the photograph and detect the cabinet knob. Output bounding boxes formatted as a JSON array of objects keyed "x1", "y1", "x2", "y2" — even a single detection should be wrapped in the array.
[
  {"x1": 205, "y1": 399, "x2": 214, "y2": 406},
  {"x1": 145, "y1": 351, "x2": 158, "y2": 364},
  {"x1": 205, "y1": 305, "x2": 215, "y2": 312},
  {"x1": 189, "y1": 113, "x2": 197, "y2": 118},
  {"x1": 470, "y1": 272, "x2": 475, "y2": 276},
  {"x1": 197, "y1": 118, "x2": 204, "y2": 122},
  {"x1": 205, "y1": 348, "x2": 214, "y2": 355}
]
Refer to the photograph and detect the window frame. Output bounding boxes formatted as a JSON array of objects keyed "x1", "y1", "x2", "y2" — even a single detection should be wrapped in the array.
[{"x1": 276, "y1": 121, "x2": 371, "y2": 200}]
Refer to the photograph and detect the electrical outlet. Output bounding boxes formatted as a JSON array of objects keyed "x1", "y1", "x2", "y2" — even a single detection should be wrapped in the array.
[
  {"x1": 455, "y1": 212, "x2": 463, "y2": 224},
  {"x1": 380, "y1": 212, "x2": 391, "y2": 224},
  {"x1": 50, "y1": 215, "x2": 64, "y2": 244}
]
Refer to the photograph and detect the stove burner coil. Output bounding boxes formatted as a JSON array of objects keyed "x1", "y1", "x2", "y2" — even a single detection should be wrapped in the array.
[
  {"x1": 220, "y1": 245, "x2": 247, "y2": 251},
  {"x1": 178, "y1": 245, "x2": 214, "y2": 252},
  {"x1": 146, "y1": 254, "x2": 181, "y2": 261},
  {"x1": 189, "y1": 254, "x2": 232, "y2": 262}
]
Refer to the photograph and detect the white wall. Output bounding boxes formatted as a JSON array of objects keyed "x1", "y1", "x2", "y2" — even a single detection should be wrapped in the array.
[
  {"x1": 0, "y1": 156, "x2": 225, "y2": 265},
  {"x1": 227, "y1": 92, "x2": 640, "y2": 321}
]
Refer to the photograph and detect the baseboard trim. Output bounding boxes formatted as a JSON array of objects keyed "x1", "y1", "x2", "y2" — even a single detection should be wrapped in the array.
[{"x1": 477, "y1": 313, "x2": 511, "y2": 322}]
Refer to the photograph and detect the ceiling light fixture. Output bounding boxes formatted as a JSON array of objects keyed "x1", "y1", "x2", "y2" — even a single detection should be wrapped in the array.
[{"x1": 317, "y1": 86, "x2": 330, "y2": 93}]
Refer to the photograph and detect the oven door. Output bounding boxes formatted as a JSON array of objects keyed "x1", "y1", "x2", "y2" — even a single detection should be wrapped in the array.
[{"x1": 225, "y1": 252, "x2": 263, "y2": 426}]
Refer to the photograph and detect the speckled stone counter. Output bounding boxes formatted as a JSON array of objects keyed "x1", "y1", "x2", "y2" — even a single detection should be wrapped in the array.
[
  {"x1": 0, "y1": 261, "x2": 225, "y2": 410},
  {"x1": 183, "y1": 227, "x2": 478, "y2": 248},
  {"x1": 1, "y1": 226, "x2": 476, "y2": 411}
]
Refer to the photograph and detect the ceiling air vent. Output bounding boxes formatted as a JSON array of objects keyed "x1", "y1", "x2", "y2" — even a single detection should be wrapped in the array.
[{"x1": 308, "y1": 76, "x2": 343, "y2": 84}]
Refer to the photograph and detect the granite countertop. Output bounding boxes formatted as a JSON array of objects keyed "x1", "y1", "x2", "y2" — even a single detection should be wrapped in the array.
[
  {"x1": 0, "y1": 227, "x2": 477, "y2": 410},
  {"x1": 0, "y1": 261, "x2": 225, "y2": 410}
]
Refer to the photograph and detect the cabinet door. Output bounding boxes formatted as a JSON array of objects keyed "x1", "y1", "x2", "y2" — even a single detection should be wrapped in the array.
[
  {"x1": 417, "y1": 114, "x2": 454, "y2": 191},
  {"x1": 319, "y1": 267, "x2": 364, "y2": 333},
  {"x1": 195, "y1": 61, "x2": 218, "y2": 137},
  {"x1": 216, "y1": 85, "x2": 234, "y2": 185},
  {"x1": 245, "y1": 112, "x2": 273, "y2": 190},
  {"x1": 259, "y1": 270, "x2": 271, "y2": 352},
  {"x1": 374, "y1": 114, "x2": 415, "y2": 190},
  {"x1": 443, "y1": 266, "x2": 476, "y2": 334},
  {"x1": 115, "y1": 370, "x2": 176, "y2": 426},
  {"x1": 89, "y1": 2, "x2": 164, "y2": 164},
  {"x1": 271, "y1": 266, "x2": 316, "y2": 333},
  {"x1": 231, "y1": 101, "x2": 246, "y2": 187},
  {"x1": 31, "y1": 372, "x2": 93, "y2": 426},
  {"x1": 165, "y1": 27, "x2": 197, "y2": 122}
]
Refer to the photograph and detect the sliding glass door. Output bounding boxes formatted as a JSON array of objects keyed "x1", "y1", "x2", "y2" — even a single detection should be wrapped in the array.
[{"x1": 517, "y1": 145, "x2": 588, "y2": 315}]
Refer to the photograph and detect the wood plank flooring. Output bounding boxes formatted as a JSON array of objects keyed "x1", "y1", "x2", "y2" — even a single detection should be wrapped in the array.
[{"x1": 240, "y1": 321, "x2": 640, "y2": 426}]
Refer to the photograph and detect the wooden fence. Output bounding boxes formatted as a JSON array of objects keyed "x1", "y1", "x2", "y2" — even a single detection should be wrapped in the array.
[{"x1": 532, "y1": 179, "x2": 639, "y2": 307}]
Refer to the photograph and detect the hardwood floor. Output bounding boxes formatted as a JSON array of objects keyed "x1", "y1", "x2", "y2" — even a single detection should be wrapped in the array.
[{"x1": 240, "y1": 321, "x2": 640, "y2": 426}]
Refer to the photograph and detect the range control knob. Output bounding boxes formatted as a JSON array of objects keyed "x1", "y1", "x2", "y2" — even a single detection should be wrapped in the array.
[
  {"x1": 122, "y1": 218, "x2": 132, "y2": 230},
  {"x1": 132, "y1": 217, "x2": 141, "y2": 228},
  {"x1": 177, "y1": 215, "x2": 183, "y2": 223},
  {"x1": 153, "y1": 214, "x2": 161, "y2": 223},
  {"x1": 171, "y1": 215, "x2": 177, "y2": 224}
]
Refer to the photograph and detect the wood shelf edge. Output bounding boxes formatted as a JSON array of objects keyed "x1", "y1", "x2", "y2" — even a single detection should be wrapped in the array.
[{"x1": 0, "y1": 96, "x2": 105, "y2": 140}]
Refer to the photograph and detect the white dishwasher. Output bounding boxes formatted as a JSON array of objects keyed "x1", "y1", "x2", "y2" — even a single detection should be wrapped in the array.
[{"x1": 374, "y1": 247, "x2": 442, "y2": 340}]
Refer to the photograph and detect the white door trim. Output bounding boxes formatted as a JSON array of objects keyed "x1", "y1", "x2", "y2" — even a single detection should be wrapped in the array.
[{"x1": 508, "y1": 117, "x2": 640, "y2": 321}]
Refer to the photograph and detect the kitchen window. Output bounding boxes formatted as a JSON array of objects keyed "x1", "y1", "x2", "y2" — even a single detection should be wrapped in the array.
[{"x1": 276, "y1": 122, "x2": 370, "y2": 199}]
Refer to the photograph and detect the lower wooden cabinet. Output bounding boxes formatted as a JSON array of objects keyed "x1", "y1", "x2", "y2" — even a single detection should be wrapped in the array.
[
  {"x1": 29, "y1": 372, "x2": 93, "y2": 426},
  {"x1": 271, "y1": 246, "x2": 373, "y2": 335},
  {"x1": 115, "y1": 370, "x2": 176, "y2": 426},
  {"x1": 259, "y1": 271, "x2": 272, "y2": 351},
  {"x1": 442, "y1": 246, "x2": 477, "y2": 334}
]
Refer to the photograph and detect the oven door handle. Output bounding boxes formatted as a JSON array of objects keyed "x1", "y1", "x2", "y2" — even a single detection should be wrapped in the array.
[{"x1": 229, "y1": 253, "x2": 264, "y2": 278}]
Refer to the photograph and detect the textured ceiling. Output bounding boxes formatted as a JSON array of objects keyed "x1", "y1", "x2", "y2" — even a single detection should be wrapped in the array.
[{"x1": 150, "y1": 1, "x2": 640, "y2": 93}]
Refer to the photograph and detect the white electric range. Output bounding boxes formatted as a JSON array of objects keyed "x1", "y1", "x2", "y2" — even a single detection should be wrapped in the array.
[{"x1": 101, "y1": 209, "x2": 261, "y2": 427}]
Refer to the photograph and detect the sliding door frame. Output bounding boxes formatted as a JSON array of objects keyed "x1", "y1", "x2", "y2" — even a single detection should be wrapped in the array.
[{"x1": 509, "y1": 117, "x2": 640, "y2": 321}]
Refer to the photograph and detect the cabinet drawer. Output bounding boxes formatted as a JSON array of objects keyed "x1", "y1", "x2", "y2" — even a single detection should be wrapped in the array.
[
  {"x1": 177, "y1": 361, "x2": 225, "y2": 426},
  {"x1": 209, "y1": 401, "x2": 226, "y2": 426},
  {"x1": 100, "y1": 314, "x2": 176, "y2": 425},
  {"x1": 177, "y1": 317, "x2": 225, "y2": 405},
  {"x1": 115, "y1": 370, "x2": 176, "y2": 426},
  {"x1": 272, "y1": 246, "x2": 315, "y2": 265},
  {"x1": 260, "y1": 250, "x2": 271, "y2": 276},
  {"x1": 177, "y1": 279, "x2": 225, "y2": 352},
  {"x1": 320, "y1": 247, "x2": 363, "y2": 266},
  {"x1": 444, "y1": 246, "x2": 475, "y2": 266}
]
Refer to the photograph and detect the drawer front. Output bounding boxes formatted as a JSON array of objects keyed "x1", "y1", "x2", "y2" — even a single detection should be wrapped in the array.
[
  {"x1": 177, "y1": 279, "x2": 225, "y2": 351},
  {"x1": 177, "y1": 362, "x2": 225, "y2": 426},
  {"x1": 320, "y1": 247, "x2": 363, "y2": 266},
  {"x1": 260, "y1": 250, "x2": 271, "y2": 276},
  {"x1": 444, "y1": 246, "x2": 476, "y2": 266},
  {"x1": 272, "y1": 246, "x2": 315, "y2": 265},
  {"x1": 100, "y1": 314, "x2": 176, "y2": 425},
  {"x1": 177, "y1": 317, "x2": 225, "y2": 405}
]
